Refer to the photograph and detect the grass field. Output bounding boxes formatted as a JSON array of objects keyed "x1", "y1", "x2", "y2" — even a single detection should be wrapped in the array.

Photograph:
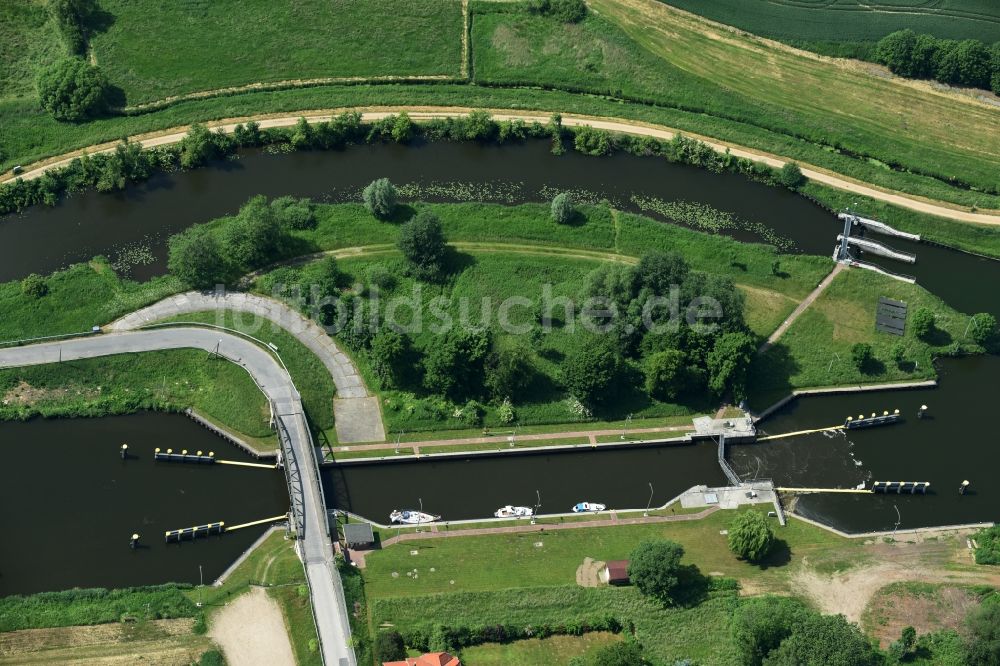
[
  {"x1": 582, "y1": 0, "x2": 1000, "y2": 194},
  {"x1": 363, "y1": 507, "x2": 852, "y2": 599},
  {"x1": 748, "y1": 268, "x2": 979, "y2": 408},
  {"x1": 0, "y1": 1, "x2": 64, "y2": 101},
  {"x1": 0, "y1": 258, "x2": 181, "y2": 341},
  {"x1": 92, "y1": 0, "x2": 464, "y2": 105},
  {"x1": 657, "y1": 0, "x2": 1000, "y2": 57},
  {"x1": 459, "y1": 632, "x2": 620, "y2": 665},
  {"x1": 0, "y1": 349, "x2": 275, "y2": 442}
]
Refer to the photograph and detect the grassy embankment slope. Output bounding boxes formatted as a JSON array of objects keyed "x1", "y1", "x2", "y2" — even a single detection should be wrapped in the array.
[
  {"x1": 652, "y1": 0, "x2": 1000, "y2": 58},
  {"x1": 3, "y1": 0, "x2": 1000, "y2": 222}
]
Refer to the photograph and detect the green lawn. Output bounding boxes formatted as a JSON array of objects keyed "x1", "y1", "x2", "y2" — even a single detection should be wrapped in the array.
[
  {"x1": 362, "y1": 507, "x2": 855, "y2": 599},
  {"x1": 0, "y1": 0, "x2": 64, "y2": 101},
  {"x1": 155, "y1": 311, "x2": 338, "y2": 441},
  {"x1": 91, "y1": 0, "x2": 464, "y2": 105},
  {"x1": 0, "y1": 258, "x2": 182, "y2": 341},
  {"x1": 0, "y1": 349, "x2": 275, "y2": 443},
  {"x1": 748, "y1": 267, "x2": 980, "y2": 409},
  {"x1": 459, "y1": 632, "x2": 620, "y2": 666}
]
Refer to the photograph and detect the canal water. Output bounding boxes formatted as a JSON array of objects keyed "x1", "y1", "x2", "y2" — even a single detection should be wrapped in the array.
[
  {"x1": 322, "y1": 441, "x2": 728, "y2": 524},
  {"x1": 2, "y1": 140, "x2": 997, "y2": 315},
  {"x1": 0, "y1": 412, "x2": 288, "y2": 596}
]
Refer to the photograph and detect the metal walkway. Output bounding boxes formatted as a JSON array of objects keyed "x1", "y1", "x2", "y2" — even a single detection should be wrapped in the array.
[{"x1": 837, "y1": 234, "x2": 916, "y2": 263}]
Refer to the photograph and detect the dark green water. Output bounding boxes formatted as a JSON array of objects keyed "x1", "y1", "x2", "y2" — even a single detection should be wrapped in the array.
[{"x1": 0, "y1": 412, "x2": 288, "y2": 596}]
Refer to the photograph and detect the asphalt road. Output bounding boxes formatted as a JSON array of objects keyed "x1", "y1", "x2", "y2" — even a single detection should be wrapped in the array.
[{"x1": 0, "y1": 329, "x2": 356, "y2": 666}]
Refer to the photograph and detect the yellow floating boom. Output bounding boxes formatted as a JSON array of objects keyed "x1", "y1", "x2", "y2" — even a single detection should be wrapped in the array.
[
  {"x1": 757, "y1": 425, "x2": 845, "y2": 441},
  {"x1": 776, "y1": 487, "x2": 871, "y2": 494},
  {"x1": 216, "y1": 459, "x2": 279, "y2": 469},
  {"x1": 225, "y1": 514, "x2": 289, "y2": 531}
]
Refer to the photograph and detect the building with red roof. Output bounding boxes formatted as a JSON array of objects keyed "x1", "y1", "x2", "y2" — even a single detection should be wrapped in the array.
[{"x1": 382, "y1": 652, "x2": 461, "y2": 666}]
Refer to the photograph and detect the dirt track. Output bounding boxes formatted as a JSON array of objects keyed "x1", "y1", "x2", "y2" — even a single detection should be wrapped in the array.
[{"x1": 4, "y1": 108, "x2": 998, "y2": 227}]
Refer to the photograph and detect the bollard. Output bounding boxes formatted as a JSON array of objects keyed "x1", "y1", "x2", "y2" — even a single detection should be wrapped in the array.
[
  {"x1": 918, "y1": 404, "x2": 928, "y2": 419},
  {"x1": 130, "y1": 533, "x2": 139, "y2": 549},
  {"x1": 960, "y1": 480, "x2": 970, "y2": 495},
  {"x1": 120, "y1": 443, "x2": 128, "y2": 460}
]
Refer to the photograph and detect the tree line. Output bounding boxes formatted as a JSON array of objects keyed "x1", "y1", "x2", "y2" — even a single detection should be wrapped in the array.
[{"x1": 875, "y1": 30, "x2": 1000, "y2": 94}]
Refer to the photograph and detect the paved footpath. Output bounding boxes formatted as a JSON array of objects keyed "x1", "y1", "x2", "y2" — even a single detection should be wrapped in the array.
[
  {"x1": 758, "y1": 263, "x2": 845, "y2": 353},
  {"x1": 0, "y1": 329, "x2": 356, "y2": 666},
  {"x1": 333, "y1": 423, "x2": 693, "y2": 453},
  {"x1": 110, "y1": 290, "x2": 386, "y2": 444},
  {"x1": 375, "y1": 506, "x2": 720, "y2": 549}
]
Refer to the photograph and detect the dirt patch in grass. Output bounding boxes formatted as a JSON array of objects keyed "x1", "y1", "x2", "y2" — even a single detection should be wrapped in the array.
[
  {"x1": 0, "y1": 618, "x2": 211, "y2": 664},
  {"x1": 576, "y1": 557, "x2": 605, "y2": 587},
  {"x1": 208, "y1": 587, "x2": 295, "y2": 666},
  {"x1": 1, "y1": 380, "x2": 98, "y2": 407},
  {"x1": 862, "y1": 583, "x2": 979, "y2": 648}
]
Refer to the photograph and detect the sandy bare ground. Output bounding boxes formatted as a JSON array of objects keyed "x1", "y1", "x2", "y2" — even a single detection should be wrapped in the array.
[
  {"x1": 792, "y1": 531, "x2": 1000, "y2": 624},
  {"x1": 4, "y1": 109, "x2": 997, "y2": 226},
  {"x1": 576, "y1": 557, "x2": 605, "y2": 587},
  {"x1": 0, "y1": 619, "x2": 211, "y2": 665},
  {"x1": 209, "y1": 588, "x2": 295, "y2": 666}
]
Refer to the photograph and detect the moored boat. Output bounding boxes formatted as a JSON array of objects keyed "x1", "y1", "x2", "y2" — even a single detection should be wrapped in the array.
[
  {"x1": 389, "y1": 509, "x2": 440, "y2": 524},
  {"x1": 494, "y1": 505, "x2": 534, "y2": 518},
  {"x1": 572, "y1": 502, "x2": 606, "y2": 513}
]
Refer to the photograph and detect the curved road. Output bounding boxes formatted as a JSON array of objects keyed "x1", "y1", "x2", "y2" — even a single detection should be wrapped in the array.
[
  {"x1": 4, "y1": 107, "x2": 997, "y2": 226},
  {"x1": 0, "y1": 328, "x2": 356, "y2": 666},
  {"x1": 110, "y1": 290, "x2": 386, "y2": 443}
]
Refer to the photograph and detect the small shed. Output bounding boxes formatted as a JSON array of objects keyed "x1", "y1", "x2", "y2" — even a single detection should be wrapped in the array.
[
  {"x1": 600, "y1": 559, "x2": 630, "y2": 586},
  {"x1": 343, "y1": 522, "x2": 375, "y2": 548}
]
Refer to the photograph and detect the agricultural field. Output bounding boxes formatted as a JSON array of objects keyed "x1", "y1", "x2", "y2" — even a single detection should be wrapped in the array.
[
  {"x1": 91, "y1": 0, "x2": 465, "y2": 105},
  {"x1": 657, "y1": 0, "x2": 1000, "y2": 57}
]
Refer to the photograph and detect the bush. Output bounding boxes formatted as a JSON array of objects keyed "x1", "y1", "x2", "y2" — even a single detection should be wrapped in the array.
[
  {"x1": 21, "y1": 274, "x2": 48, "y2": 299},
  {"x1": 36, "y1": 57, "x2": 107, "y2": 122},
  {"x1": 197, "y1": 649, "x2": 225, "y2": 666},
  {"x1": 910, "y1": 306, "x2": 935, "y2": 339},
  {"x1": 965, "y1": 597, "x2": 1000, "y2": 665},
  {"x1": 398, "y1": 210, "x2": 448, "y2": 281},
  {"x1": 178, "y1": 124, "x2": 231, "y2": 170},
  {"x1": 727, "y1": 511, "x2": 775, "y2": 563},
  {"x1": 972, "y1": 526, "x2": 1000, "y2": 565},
  {"x1": 968, "y1": 313, "x2": 997, "y2": 345},
  {"x1": 777, "y1": 162, "x2": 805, "y2": 189},
  {"x1": 369, "y1": 329, "x2": 411, "y2": 390},
  {"x1": 850, "y1": 342, "x2": 875, "y2": 371},
  {"x1": 561, "y1": 338, "x2": 622, "y2": 410},
  {"x1": 49, "y1": 0, "x2": 97, "y2": 55},
  {"x1": 551, "y1": 191, "x2": 575, "y2": 224},
  {"x1": 271, "y1": 196, "x2": 316, "y2": 230},
  {"x1": 374, "y1": 629, "x2": 406, "y2": 662},
  {"x1": 763, "y1": 613, "x2": 879, "y2": 666},
  {"x1": 362, "y1": 178, "x2": 398, "y2": 220},
  {"x1": 574, "y1": 126, "x2": 613, "y2": 156},
  {"x1": 627, "y1": 540, "x2": 685, "y2": 604},
  {"x1": 529, "y1": 0, "x2": 587, "y2": 23},
  {"x1": 643, "y1": 349, "x2": 688, "y2": 401},
  {"x1": 167, "y1": 224, "x2": 228, "y2": 289},
  {"x1": 591, "y1": 641, "x2": 648, "y2": 666},
  {"x1": 221, "y1": 196, "x2": 282, "y2": 271},
  {"x1": 732, "y1": 596, "x2": 810, "y2": 666}
]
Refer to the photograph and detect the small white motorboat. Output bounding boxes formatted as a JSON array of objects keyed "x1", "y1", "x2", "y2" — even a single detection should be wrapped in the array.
[
  {"x1": 389, "y1": 509, "x2": 440, "y2": 525},
  {"x1": 494, "y1": 505, "x2": 534, "y2": 518},
  {"x1": 572, "y1": 502, "x2": 606, "y2": 513}
]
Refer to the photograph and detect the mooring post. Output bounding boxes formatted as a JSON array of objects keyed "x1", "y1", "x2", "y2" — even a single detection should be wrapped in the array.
[
  {"x1": 918, "y1": 404, "x2": 928, "y2": 419},
  {"x1": 960, "y1": 480, "x2": 970, "y2": 495},
  {"x1": 130, "y1": 533, "x2": 139, "y2": 549},
  {"x1": 120, "y1": 443, "x2": 128, "y2": 460}
]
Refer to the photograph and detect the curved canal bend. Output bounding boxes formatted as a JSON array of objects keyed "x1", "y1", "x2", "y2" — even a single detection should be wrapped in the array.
[{"x1": 0, "y1": 139, "x2": 997, "y2": 594}]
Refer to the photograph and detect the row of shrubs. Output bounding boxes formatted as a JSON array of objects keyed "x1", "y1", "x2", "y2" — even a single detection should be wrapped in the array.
[
  {"x1": 397, "y1": 615, "x2": 623, "y2": 654},
  {"x1": 0, "y1": 111, "x2": 805, "y2": 218},
  {"x1": 875, "y1": 30, "x2": 1000, "y2": 93}
]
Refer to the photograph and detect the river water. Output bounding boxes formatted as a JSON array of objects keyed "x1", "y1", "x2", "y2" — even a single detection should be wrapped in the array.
[
  {"x1": 0, "y1": 412, "x2": 288, "y2": 595},
  {"x1": 1, "y1": 140, "x2": 998, "y2": 592},
  {"x1": 2, "y1": 140, "x2": 997, "y2": 315}
]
